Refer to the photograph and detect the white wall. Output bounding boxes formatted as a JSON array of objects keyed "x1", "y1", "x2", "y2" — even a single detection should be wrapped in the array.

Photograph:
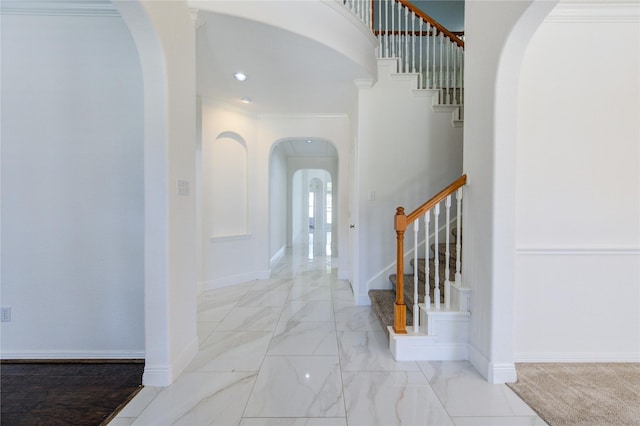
[
  {"x1": 355, "y1": 61, "x2": 463, "y2": 304},
  {"x1": 462, "y1": 0, "x2": 556, "y2": 383},
  {"x1": 199, "y1": 101, "x2": 265, "y2": 289},
  {"x1": 269, "y1": 144, "x2": 288, "y2": 264},
  {"x1": 199, "y1": 102, "x2": 351, "y2": 287},
  {"x1": 115, "y1": 0, "x2": 199, "y2": 385},
  {"x1": 514, "y1": 9, "x2": 640, "y2": 361},
  {"x1": 1, "y1": 14, "x2": 145, "y2": 357}
]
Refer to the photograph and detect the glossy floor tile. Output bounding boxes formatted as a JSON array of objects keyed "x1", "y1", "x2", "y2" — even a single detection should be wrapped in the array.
[{"x1": 110, "y1": 248, "x2": 547, "y2": 426}]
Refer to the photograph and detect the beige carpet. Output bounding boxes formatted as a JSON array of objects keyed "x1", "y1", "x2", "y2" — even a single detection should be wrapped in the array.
[{"x1": 507, "y1": 363, "x2": 640, "y2": 426}]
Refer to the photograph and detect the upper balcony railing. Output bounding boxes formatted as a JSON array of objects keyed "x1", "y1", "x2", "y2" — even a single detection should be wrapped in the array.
[{"x1": 341, "y1": 0, "x2": 464, "y2": 106}]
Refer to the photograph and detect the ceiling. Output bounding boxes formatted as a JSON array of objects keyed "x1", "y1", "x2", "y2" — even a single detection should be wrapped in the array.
[
  {"x1": 276, "y1": 139, "x2": 338, "y2": 158},
  {"x1": 195, "y1": 10, "x2": 372, "y2": 116}
]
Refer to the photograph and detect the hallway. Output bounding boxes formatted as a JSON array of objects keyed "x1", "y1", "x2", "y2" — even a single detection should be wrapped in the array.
[{"x1": 109, "y1": 246, "x2": 545, "y2": 425}]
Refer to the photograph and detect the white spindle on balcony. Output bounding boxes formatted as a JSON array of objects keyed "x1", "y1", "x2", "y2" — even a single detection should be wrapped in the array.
[{"x1": 343, "y1": 0, "x2": 372, "y2": 28}]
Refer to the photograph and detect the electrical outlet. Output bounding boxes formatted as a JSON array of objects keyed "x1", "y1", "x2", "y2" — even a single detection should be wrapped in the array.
[{"x1": 1, "y1": 307, "x2": 11, "y2": 322}]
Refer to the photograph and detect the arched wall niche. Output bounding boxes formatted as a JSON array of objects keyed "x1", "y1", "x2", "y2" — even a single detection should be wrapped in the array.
[{"x1": 210, "y1": 131, "x2": 249, "y2": 238}]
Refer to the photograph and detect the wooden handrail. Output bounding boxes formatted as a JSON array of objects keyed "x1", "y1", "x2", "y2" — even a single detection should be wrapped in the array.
[
  {"x1": 393, "y1": 0, "x2": 464, "y2": 48},
  {"x1": 406, "y1": 174, "x2": 467, "y2": 224},
  {"x1": 393, "y1": 174, "x2": 467, "y2": 333}
]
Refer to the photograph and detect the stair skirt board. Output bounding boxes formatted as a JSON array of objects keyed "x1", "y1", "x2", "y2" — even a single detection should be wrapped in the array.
[{"x1": 388, "y1": 327, "x2": 469, "y2": 361}]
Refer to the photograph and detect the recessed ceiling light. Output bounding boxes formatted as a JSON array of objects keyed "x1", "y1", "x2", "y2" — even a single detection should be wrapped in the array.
[
  {"x1": 240, "y1": 97, "x2": 252, "y2": 103},
  {"x1": 234, "y1": 72, "x2": 248, "y2": 81},
  {"x1": 306, "y1": 140, "x2": 312, "y2": 144}
]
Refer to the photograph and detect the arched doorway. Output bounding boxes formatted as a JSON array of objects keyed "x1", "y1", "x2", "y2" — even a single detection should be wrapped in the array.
[
  {"x1": 292, "y1": 170, "x2": 333, "y2": 258},
  {"x1": 269, "y1": 139, "x2": 339, "y2": 265}
]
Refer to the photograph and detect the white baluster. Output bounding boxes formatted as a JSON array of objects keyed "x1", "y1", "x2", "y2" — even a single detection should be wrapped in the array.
[
  {"x1": 460, "y1": 45, "x2": 464, "y2": 106},
  {"x1": 419, "y1": 20, "x2": 423, "y2": 88},
  {"x1": 404, "y1": 7, "x2": 408, "y2": 72},
  {"x1": 439, "y1": 32, "x2": 444, "y2": 101},
  {"x1": 432, "y1": 27, "x2": 437, "y2": 89},
  {"x1": 411, "y1": 11, "x2": 416, "y2": 74},
  {"x1": 433, "y1": 203, "x2": 440, "y2": 310},
  {"x1": 455, "y1": 187, "x2": 463, "y2": 286},
  {"x1": 413, "y1": 218, "x2": 419, "y2": 333},
  {"x1": 445, "y1": 38, "x2": 450, "y2": 104},
  {"x1": 384, "y1": 0, "x2": 389, "y2": 57},
  {"x1": 424, "y1": 210, "x2": 431, "y2": 309},
  {"x1": 444, "y1": 195, "x2": 451, "y2": 309},
  {"x1": 391, "y1": 0, "x2": 395, "y2": 58},
  {"x1": 425, "y1": 22, "x2": 430, "y2": 89},
  {"x1": 453, "y1": 43, "x2": 458, "y2": 105}
]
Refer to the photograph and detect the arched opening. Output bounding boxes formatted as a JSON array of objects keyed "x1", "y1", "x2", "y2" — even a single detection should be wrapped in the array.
[
  {"x1": 269, "y1": 139, "x2": 339, "y2": 266},
  {"x1": 115, "y1": 1, "x2": 198, "y2": 386},
  {"x1": 292, "y1": 170, "x2": 333, "y2": 259}
]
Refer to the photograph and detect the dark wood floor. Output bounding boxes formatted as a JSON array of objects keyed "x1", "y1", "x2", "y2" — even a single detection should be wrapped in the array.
[{"x1": 1, "y1": 361, "x2": 144, "y2": 426}]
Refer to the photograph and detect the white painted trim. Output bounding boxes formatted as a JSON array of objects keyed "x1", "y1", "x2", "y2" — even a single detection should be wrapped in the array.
[
  {"x1": 468, "y1": 344, "x2": 518, "y2": 384},
  {"x1": 270, "y1": 245, "x2": 286, "y2": 267},
  {"x1": 546, "y1": 1, "x2": 640, "y2": 23},
  {"x1": 0, "y1": 0, "x2": 119, "y2": 16},
  {"x1": 515, "y1": 247, "x2": 640, "y2": 256},
  {"x1": 338, "y1": 269, "x2": 350, "y2": 280},
  {"x1": 257, "y1": 113, "x2": 349, "y2": 120},
  {"x1": 0, "y1": 350, "x2": 145, "y2": 360},
  {"x1": 143, "y1": 364, "x2": 172, "y2": 387},
  {"x1": 468, "y1": 344, "x2": 490, "y2": 382},
  {"x1": 515, "y1": 351, "x2": 640, "y2": 363},
  {"x1": 198, "y1": 270, "x2": 271, "y2": 292},
  {"x1": 356, "y1": 294, "x2": 371, "y2": 306},
  {"x1": 210, "y1": 233, "x2": 252, "y2": 242},
  {"x1": 388, "y1": 327, "x2": 468, "y2": 361},
  {"x1": 488, "y1": 362, "x2": 518, "y2": 384}
]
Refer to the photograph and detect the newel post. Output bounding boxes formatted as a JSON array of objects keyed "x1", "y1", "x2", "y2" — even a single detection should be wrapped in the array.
[{"x1": 394, "y1": 207, "x2": 408, "y2": 334}]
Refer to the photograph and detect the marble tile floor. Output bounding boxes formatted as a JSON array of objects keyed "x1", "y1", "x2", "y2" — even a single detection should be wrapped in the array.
[{"x1": 109, "y1": 248, "x2": 547, "y2": 426}]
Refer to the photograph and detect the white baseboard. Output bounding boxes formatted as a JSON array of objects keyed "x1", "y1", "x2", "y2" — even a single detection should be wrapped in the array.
[
  {"x1": 270, "y1": 246, "x2": 286, "y2": 267},
  {"x1": 468, "y1": 344, "x2": 490, "y2": 381},
  {"x1": 468, "y1": 344, "x2": 517, "y2": 384},
  {"x1": 199, "y1": 270, "x2": 271, "y2": 292},
  {"x1": 143, "y1": 364, "x2": 173, "y2": 387},
  {"x1": 143, "y1": 337, "x2": 199, "y2": 387},
  {"x1": 514, "y1": 351, "x2": 640, "y2": 362},
  {"x1": 337, "y1": 268, "x2": 350, "y2": 280},
  {"x1": 0, "y1": 350, "x2": 145, "y2": 360},
  {"x1": 356, "y1": 293, "x2": 371, "y2": 306},
  {"x1": 489, "y1": 362, "x2": 518, "y2": 384}
]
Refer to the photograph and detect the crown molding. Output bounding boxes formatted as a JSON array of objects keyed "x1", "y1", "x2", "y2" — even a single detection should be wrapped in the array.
[
  {"x1": 546, "y1": 1, "x2": 640, "y2": 23},
  {"x1": 0, "y1": 0, "x2": 119, "y2": 17}
]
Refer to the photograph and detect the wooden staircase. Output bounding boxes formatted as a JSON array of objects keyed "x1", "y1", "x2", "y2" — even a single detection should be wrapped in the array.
[{"x1": 366, "y1": 174, "x2": 470, "y2": 361}]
